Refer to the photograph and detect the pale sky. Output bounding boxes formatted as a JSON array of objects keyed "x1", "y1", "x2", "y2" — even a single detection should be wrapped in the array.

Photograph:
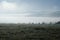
[{"x1": 0, "y1": 0, "x2": 60, "y2": 23}]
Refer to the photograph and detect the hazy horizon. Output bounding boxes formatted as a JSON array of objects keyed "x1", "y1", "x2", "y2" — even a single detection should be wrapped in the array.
[{"x1": 0, "y1": 0, "x2": 60, "y2": 23}]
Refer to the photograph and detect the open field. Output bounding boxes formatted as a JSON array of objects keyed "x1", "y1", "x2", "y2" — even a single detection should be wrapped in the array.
[{"x1": 0, "y1": 24, "x2": 60, "y2": 40}]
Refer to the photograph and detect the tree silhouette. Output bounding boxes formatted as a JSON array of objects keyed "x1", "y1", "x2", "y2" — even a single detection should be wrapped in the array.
[{"x1": 56, "y1": 21, "x2": 60, "y2": 24}]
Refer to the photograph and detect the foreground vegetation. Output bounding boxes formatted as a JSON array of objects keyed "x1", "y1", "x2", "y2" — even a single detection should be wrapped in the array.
[{"x1": 0, "y1": 24, "x2": 60, "y2": 40}]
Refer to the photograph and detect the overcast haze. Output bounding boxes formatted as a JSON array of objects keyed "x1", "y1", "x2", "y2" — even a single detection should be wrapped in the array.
[{"x1": 0, "y1": 0, "x2": 60, "y2": 23}]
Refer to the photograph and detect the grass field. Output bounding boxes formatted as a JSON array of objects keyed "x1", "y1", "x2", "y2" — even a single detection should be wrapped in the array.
[{"x1": 0, "y1": 24, "x2": 60, "y2": 40}]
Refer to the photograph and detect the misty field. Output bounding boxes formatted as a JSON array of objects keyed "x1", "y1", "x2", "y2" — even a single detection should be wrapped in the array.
[{"x1": 0, "y1": 24, "x2": 60, "y2": 40}]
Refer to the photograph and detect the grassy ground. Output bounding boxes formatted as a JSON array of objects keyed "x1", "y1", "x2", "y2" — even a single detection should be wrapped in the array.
[{"x1": 0, "y1": 24, "x2": 60, "y2": 40}]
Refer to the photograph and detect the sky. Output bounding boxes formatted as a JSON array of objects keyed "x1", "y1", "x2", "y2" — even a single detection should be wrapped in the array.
[{"x1": 0, "y1": 0, "x2": 60, "y2": 23}]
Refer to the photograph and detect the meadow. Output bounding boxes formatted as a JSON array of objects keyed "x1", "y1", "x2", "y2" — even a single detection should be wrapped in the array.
[{"x1": 0, "y1": 23, "x2": 60, "y2": 40}]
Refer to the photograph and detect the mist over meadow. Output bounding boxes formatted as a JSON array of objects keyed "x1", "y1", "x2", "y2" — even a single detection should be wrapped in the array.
[
  {"x1": 0, "y1": 0, "x2": 60, "y2": 23},
  {"x1": 0, "y1": 0, "x2": 60, "y2": 40}
]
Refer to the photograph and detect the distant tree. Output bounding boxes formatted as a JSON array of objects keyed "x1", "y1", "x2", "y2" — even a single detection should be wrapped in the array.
[
  {"x1": 38, "y1": 23, "x2": 40, "y2": 24},
  {"x1": 32, "y1": 23, "x2": 34, "y2": 24},
  {"x1": 42, "y1": 22, "x2": 45, "y2": 24},
  {"x1": 49, "y1": 22, "x2": 52, "y2": 24},
  {"x1": 55, "y1": 21, "x2": 60, "y2": 24}
]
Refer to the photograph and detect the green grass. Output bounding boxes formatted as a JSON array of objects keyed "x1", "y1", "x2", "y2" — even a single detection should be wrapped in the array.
[{"x1": 0, "y1": 24, "x2": 60, "y2": 40}]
